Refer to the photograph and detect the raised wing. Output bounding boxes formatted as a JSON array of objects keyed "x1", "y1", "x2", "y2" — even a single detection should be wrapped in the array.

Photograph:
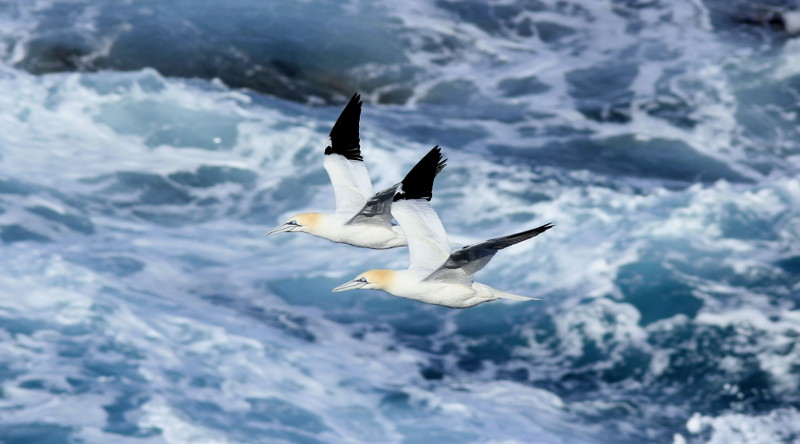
[
  {"x1": 346, "y1": 146, "x2": 447, "y2": 227},
  {"x1": 322, "y1": 93, "x2": 373, "y2": 216},
  {"x1": 393, "y1": 146, "x2": 447, "y2": 202},
  {"x1": 425, "y1": 223, "x2": 554, "y2": 285},
  {"x1": 325, "y1": 93, "x2": 363, "y2": 161},
  {"x1": 392, "y1": 200, "x2": 451, "y2": 271},
  {"x1": 391, "y1": 147, "x2": 450, "y2": 271}
]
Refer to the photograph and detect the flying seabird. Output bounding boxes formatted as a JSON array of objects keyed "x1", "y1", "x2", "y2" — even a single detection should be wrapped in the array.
[
  {"x1": 267, "y1": 94, "x2": 445, "y2": 249},
  {"x1": 332, "y1": 149, "x2": 554, "y2": 308}
]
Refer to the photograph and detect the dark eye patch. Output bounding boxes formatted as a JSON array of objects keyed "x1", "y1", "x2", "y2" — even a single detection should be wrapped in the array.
[
  {"x1": 358, "y1": 277, "x2": 367, "y2": 283},
  {"x1": 288, "y1": 220, "x2": 298, "y2": 225}
]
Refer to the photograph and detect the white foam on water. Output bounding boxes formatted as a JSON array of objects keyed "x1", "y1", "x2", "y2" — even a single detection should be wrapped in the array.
[
  {"x1": 684, "y1": 408, "x2": 800, "y2": 444},
  {"x1": 1, "y1": 1, "x2": 800, "y2": 443}
]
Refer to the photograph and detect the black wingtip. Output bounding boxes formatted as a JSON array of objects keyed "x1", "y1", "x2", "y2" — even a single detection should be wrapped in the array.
[
  {"x1": 435, "y1": 155, "x2": 447, "y2": 177},
  {"x1": 325, "y1": 93, "x2": 363, "y2": 161},
  {"x1": 394, "y1": 146, "x2": 446, "y2": 202},
  {"x1": 523, "y1": 222, "x2": 555, "y2": 239},
  {"x1": 487, "y1": 222, "x2": 554, "y2": 251},
  {"x1": 538, "y1": 222, "x2": 555, "y2": 232}
]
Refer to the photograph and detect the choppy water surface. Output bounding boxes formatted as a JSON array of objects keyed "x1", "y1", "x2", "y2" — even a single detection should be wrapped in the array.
[{"x1": 1, "y1": 1, "x2": 799, "y2": 443}]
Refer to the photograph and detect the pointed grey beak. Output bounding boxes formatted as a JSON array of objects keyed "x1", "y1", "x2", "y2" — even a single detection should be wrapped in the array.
[
  {"x1": 266, "y1": 224, "x2": 294, "y2": 236},
  {"x1": 332, "y1": 280, "x2": 366, "y2": 293}
]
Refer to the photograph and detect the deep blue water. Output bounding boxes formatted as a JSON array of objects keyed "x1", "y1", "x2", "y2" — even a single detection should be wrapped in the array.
[{"x1": 1, "y1": 1, "x2": 800, "y2": 443}]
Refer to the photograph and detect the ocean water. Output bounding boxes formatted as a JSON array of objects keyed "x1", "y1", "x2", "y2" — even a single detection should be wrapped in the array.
[{"x1": 1, "y1": 0, "x2": 799, "y2": 443}]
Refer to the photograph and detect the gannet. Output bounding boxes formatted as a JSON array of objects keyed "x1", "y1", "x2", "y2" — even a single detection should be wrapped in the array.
[
  {"x1": 267, "y1": 94, "x2": 445, "y2": 249},
  {"x1": 332, "y1": 153, "x2": 554, "y2": 308}
]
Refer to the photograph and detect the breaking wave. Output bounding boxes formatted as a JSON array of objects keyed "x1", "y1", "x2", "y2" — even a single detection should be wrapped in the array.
[{"x1": 1, "y1": 0, "x2": 799, "y2": 443}]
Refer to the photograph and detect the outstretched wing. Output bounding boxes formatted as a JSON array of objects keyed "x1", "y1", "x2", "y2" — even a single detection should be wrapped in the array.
[
  {"x1": 346, "y1": 184, "x2": 399, "y2": 226},
  {"x1": 390, "y1": 147, "x2": 450, "y2": 271},
  {"x1": 425, "y1": 223, "x2": 554, "y2": 285},
  {"x1": 322, "y1": 93, "x2": 373, "y2": 217},
  {"x1": 346, "y1": 146, "x2": 447, "y2": 227}
]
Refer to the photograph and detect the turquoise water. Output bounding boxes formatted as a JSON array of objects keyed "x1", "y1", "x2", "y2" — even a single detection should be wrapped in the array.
[{"x1": 1, "y1": 1, "x2": 799, "y2": 443}]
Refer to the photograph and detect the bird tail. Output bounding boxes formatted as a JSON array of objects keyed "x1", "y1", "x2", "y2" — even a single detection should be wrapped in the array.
[
  {"x1": 497, "y1": 292, "x2": 541, "y2": 301},
  {"x1": 473, "y1": 282, "x2": 541, "y2": 302}
]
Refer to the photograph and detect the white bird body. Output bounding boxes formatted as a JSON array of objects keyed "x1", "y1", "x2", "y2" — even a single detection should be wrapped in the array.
[
  {"x1": 363, "y1": 269, "x2": 528, "y2": 308},
  {"x1": 332, "y1": 151, "x2": 554, "y2": 309},
  {"x1": 267, "y1": 94, "x2": 443, "y2": 249},
  {"x1": 296, "y1": 213, "x2": 406, "y2": 249},
  {"x1": 386, "y1": 270, "x2": 477, "y2": 308}
]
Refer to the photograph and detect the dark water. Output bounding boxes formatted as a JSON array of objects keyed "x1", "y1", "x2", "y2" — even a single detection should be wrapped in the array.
[{"x1": 1, "y1": 1, "x2": 799, "y2": 443}]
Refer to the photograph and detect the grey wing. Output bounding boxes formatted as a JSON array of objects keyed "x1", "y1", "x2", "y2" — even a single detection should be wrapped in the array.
[
  {"x1": 346, "y1": 184, "x2": 399, "y2": 226},
  {"x1": 422, "y1": 244, "x2": 497, "y2": 285},
  {"x1": 424, "y1": 223, "x2": 555, "y2": 285},
  {"x1": 347, "y1": 146, "x2": 445, "y2": 228}
]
